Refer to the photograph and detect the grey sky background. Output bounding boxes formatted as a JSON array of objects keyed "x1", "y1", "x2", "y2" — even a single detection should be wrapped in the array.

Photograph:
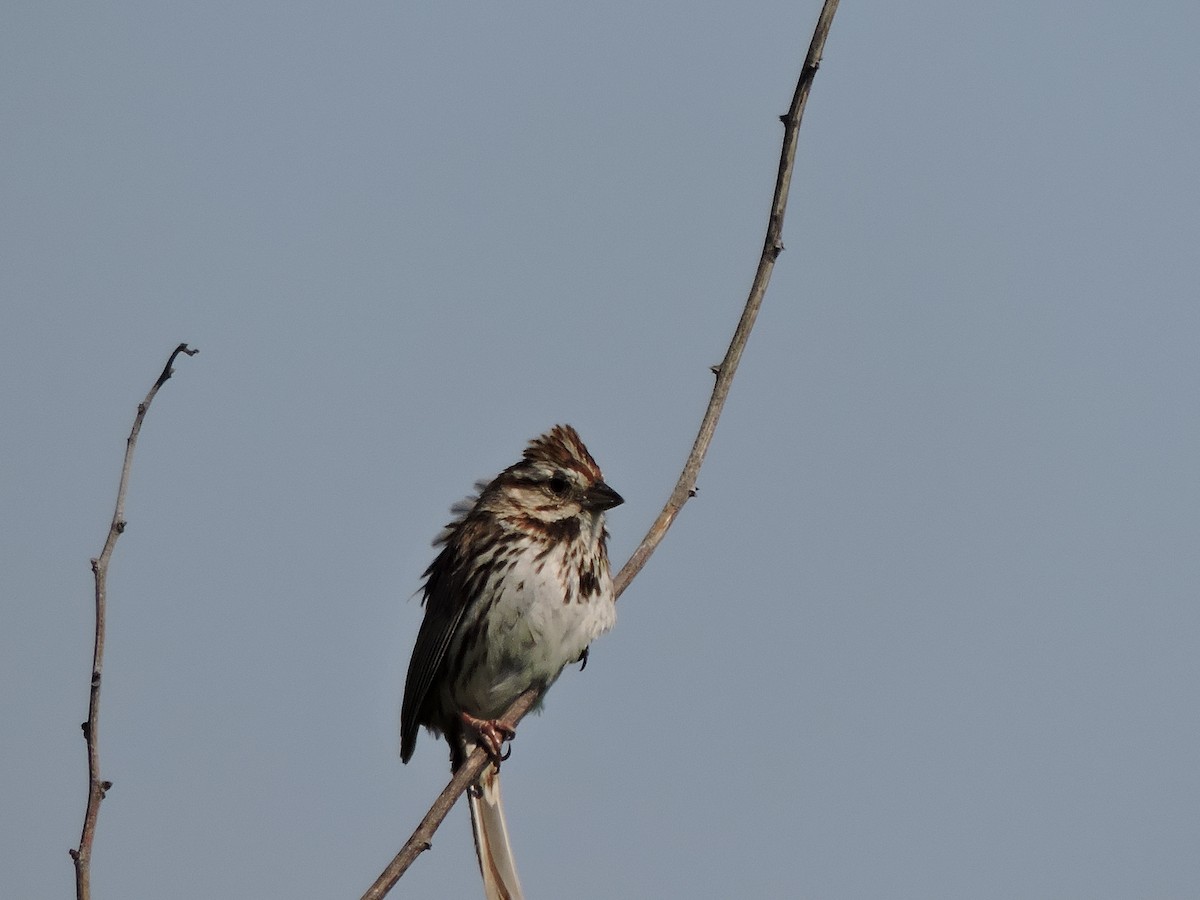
[{"x1": 4, "y1": 2, "x2": 1199, "y2": 898}]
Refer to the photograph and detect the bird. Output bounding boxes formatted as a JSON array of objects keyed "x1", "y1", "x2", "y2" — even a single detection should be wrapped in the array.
[{"x1": 400, "y1": 425, "x2": 622, "y2": 900}]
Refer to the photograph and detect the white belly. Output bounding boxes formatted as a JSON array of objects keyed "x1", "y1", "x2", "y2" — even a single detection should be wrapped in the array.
[{"x1": 450, "y1": 540, "x2": 616, "y2": 719}]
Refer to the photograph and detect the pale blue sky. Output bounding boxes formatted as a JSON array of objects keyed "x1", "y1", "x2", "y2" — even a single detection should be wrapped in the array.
[{"x1": 4, "y1": 2, "x2": 1199, "y2": 898}]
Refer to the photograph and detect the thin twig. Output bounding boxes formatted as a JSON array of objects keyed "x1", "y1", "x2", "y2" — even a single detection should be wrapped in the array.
[
  {"x1": 614, "y1": 0, "x2": 839, "y2": 597},
  {"x1": 363, "y1": 4, "x2": 840, "y2": 895},
  {"x1": 70, "y1": 343, "x2": 198, "y2": 900},
  {"x1": 361, "y1": 691, "x2": 541, "y2": 900}
]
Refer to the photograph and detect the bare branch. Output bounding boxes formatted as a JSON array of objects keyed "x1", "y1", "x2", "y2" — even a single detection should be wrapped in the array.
[
  {"x1": 361, "y1": 691, "x2": 540, "y2": 900},
  {"x1": 364, "y1": 3, "x2": 841, "y2": 893},
  {"x1": 71, "y1": 343, "x2": 198, "y2": 900},
  {"x1": 614, "y1": 0, "x2": 839, "y2": 598}
]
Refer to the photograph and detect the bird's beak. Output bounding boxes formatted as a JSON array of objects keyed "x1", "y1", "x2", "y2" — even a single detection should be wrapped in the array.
[{"x1": 583, "y1": 481, "x2": 624, "y2": 511}]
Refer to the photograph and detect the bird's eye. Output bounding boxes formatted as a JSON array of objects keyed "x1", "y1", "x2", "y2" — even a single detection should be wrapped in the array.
[{"x1": 548, "y1": 475, "x2": 570, "y2": 497}]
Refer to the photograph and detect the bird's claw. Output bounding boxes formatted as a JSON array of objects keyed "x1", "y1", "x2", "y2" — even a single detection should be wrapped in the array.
[{"x1": 461, "y1": 712, "x2": 516, "y2": 764}]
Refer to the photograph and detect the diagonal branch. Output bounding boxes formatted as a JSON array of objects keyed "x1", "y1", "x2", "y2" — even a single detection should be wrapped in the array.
[
  {"x1": 70, "y1": 343, "x2": 198, "y2": 900},
  {"x1": 362, "y1": 3, "x2": 840, "y2": 895},
  {"x1": 613, "y1": 0, "x2": 840, "y2": 599}
]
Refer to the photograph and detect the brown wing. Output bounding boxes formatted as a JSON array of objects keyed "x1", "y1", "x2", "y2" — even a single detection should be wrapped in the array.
[{"x1": 399, "y1": 534, "x2": 472, "y2": 763}]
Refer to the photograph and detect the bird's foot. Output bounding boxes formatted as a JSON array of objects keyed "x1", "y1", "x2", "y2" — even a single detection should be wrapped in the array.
[{"x1": 460, "y1": 712, "x2": 516, "y2": 763}]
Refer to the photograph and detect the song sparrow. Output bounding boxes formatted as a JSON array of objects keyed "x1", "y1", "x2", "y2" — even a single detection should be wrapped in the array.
[{"x1": 400, "y1": 425, "x2": 623, "y2": 900}]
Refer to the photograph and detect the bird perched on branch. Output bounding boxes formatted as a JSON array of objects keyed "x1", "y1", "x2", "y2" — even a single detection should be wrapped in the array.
[{"x1": 401, "y1": 425, "x2": 623, "y2": 900}]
